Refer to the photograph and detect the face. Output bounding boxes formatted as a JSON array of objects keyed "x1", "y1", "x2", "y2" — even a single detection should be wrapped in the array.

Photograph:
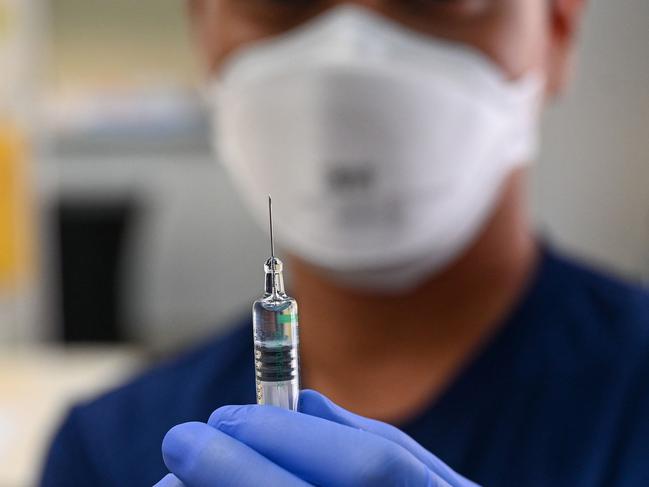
[{"x1": 189, "y1": 0, "x2": 585, "y2": 95}]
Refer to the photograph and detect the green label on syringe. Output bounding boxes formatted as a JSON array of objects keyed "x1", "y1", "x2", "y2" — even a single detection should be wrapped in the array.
[{"x1": 277, "y1": 313, "x2": 297, "y2": 324}]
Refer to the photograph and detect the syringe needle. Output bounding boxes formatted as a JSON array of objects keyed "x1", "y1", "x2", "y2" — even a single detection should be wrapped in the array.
[
  {"x1": 268, "y1": 195, "x2": 276, "y2": 295},
  {"x1": 268, "y1": 194, "x2": 275, "y2": 260}
]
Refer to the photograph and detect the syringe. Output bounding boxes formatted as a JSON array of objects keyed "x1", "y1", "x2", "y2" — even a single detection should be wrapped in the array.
[{"x1": 252, "y1": 196, "x2": 300, "y2": 410}]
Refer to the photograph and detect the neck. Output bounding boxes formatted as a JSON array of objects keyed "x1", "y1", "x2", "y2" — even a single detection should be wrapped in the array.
[{"x1": 290, "y1": 171, "x2": 539, "y2": 422}]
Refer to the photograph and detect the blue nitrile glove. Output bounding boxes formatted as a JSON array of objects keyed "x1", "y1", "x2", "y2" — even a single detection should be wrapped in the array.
[{"x1": 154, "y1": 389, "x2": 480, "y2": 487}]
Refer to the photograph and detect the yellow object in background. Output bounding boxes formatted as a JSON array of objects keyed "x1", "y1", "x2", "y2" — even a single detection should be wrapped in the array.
[{"x1": 0, "y1": 120, "x2": 33, "y2": 291}]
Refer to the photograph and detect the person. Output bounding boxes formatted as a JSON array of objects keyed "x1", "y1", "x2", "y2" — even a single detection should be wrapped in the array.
[{"x1": 41, "y1": 1, "x2": 649, "y2": 486}]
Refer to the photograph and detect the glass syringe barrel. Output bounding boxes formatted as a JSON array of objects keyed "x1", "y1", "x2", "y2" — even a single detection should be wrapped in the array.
[{"x1": 253, "y1": 257, "x2": 300, "y2": 410}]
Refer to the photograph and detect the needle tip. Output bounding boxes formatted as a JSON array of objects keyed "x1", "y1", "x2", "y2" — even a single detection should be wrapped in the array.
[{"x1": 268, "y1": 194, "x2": 275, "y2": 260}]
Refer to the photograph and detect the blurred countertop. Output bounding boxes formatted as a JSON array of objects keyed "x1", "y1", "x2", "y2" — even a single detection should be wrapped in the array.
[{"x1": 0, "y1": 346, "x2": 143, "y2": 487}]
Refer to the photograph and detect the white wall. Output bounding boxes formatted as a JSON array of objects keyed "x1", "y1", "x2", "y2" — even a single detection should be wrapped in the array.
[{"x1": 532, "y1": 0, "x2": 649, "y2": 280}]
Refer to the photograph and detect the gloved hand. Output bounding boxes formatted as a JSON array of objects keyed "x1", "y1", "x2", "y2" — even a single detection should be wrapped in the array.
[{"x1": 154, "y1": 390, "x2": 480, "y2": 487}]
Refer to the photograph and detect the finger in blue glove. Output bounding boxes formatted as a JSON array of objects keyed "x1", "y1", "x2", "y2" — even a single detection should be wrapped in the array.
[
  {"x1": 298, "y1": 389, "x2": 480, "y2": 487},
  {"x1": 153, "y1": 473, "x2": 186, "y2": 487}
]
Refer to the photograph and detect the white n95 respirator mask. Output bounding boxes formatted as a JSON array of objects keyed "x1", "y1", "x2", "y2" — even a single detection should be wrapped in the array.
[{"x1": 209, "y1": 6, "x2": 542, "y2": 293}]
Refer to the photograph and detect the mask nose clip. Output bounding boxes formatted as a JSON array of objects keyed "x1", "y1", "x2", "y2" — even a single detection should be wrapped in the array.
[{"x1": 309, "y1": 5, "x2": 394, "y2": 62}]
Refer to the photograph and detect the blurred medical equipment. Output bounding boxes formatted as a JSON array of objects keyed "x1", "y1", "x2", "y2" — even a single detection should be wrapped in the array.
[
  {"x1": 252, "y1": 196, "x2": 300, "y2": 410},
  {"x1": 211, "y1": 5, "x2": 543, "y2": 293},
  {"x1": 0, "y1": 0, "x2": 40, "y2": 342}
]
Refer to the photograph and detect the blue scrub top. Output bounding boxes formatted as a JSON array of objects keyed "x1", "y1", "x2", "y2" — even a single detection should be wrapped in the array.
[{"x1": 40, "y1": 246, "x2": 649, "y2": 486}]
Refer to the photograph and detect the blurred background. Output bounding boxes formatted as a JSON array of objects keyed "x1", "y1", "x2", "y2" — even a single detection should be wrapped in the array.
[{"x1": 1, "y1": 0, "x2": 648, "y2": 485}]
